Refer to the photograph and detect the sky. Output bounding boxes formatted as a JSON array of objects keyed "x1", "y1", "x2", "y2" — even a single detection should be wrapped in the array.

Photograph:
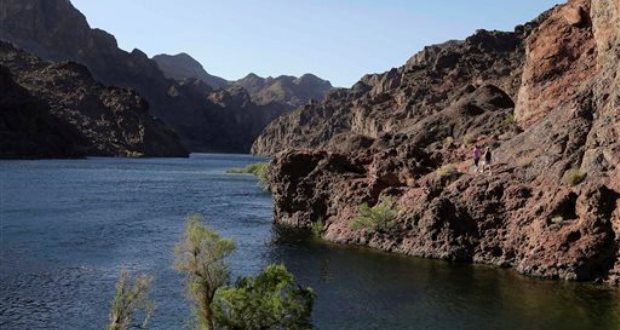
[{"x1": 70, "y1": 0, "x2": 561, "y2": 87}]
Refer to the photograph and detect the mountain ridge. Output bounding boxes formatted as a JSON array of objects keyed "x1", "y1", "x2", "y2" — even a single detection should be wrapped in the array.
[
  {"x1": 0, "y1": 41, "x2": 188, "y2": 158},
  {"x1": 152, "y1": 52, "x2": 334, "y2": 109},
  {"x1": 0, "y1": 0, "x2": 305, "y2": 153},
  {"x1": 260, "y1": 0, "x2": 620, "y2": 286}
]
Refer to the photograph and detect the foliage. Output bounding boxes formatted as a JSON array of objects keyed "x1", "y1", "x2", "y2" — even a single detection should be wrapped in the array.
[
  {"x1": 213, "y1": 264, "x2": 315, "y2": 330},
  {"x1": 227, "y1": 162, "x2": 271, "y2": 191},
  {"x1": 462, "y1": 133, "x2": 477, "y2": 145},
  {"x1": 503, "y1": 113, "x2": 516, "y2": 125},
  {"x1": 442, "y1": 136, "x2": 455, "y2": 146},
  {"x1": 311, "y1": 218, "x2": 324, "y2": 238},
  {"x1": 175, "y1": 215, "x2": 236, "y2": 330},
  {"x1": 107, "y1": 269, "x2": 154, "y2": 330},
  {"x1": 436, "y1": 164, "x2": 458, "y2": 179},
  {"x1": 125, "y1": 151, "x2": 145, "y2": 158},
  {"x1": 564, "y1": 169, "x2": 586, "y2": 186},
  {"x1": 550, "y1": 216, "x2": 564, "y2": 225},
  {"x1": 351, "y1": 196, "x2": 399, "y2": 233}
]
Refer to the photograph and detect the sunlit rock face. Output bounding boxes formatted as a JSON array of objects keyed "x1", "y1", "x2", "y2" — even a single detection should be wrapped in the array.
[{"x1": 260, "y1": 0, "x2": 620, "y2": 286}]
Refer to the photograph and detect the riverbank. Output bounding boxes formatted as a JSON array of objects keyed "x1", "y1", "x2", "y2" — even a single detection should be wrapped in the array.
[{"x1": 2, "y1": 154, "x2": 619, "y2": 329}]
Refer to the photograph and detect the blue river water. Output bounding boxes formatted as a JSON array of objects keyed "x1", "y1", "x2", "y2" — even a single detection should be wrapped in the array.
[{"x1": 0, "y1": 154, "x2": 619, "y2": 329}]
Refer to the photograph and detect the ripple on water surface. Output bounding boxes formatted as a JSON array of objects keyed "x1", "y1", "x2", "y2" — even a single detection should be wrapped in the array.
[{"x1": 1, "y1": 154, "x2": 619, "y2": 330}]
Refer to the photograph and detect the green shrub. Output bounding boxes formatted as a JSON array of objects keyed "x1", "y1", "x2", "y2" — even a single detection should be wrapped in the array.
[
  {"x1": 564, "y1": 168, "x2": 586, "y2": 186},
  {"x1": 462, "y1": 133, "x2": 477, "y2": 145},
  {"x1": 107, "y1": 270, "x2": 154, "y2": 330},
  {"x1": 436, "y1": 164, "x2": 458, "y2": 179},
  {"x1": 351, "y1": 196, "x2": 399, "y2": 233},
  {"x1": 311, "y1": 218, "x2": 324, "y2": 238},
  {"x1": 125, "y1": 151, "x2": 145, "y2": 158},
  {"x1": 213, "y1": 264, "x2": 315, "y2": 330},
  {"x1": 550, "y1": 216, "x2": 564, "y2": 225},
  {"x1": 503, "y1": 113, "x2": 516, "y2": 125},
  {"x1": 227, "y1": 162, "x2": 271, "y2": 191},
  {"x1": 175, "y1": 215, "x2": 236, "y2": 330},
  {"x1": 175, "y1": 215, "x2": 315, "y2": 330},
  {"x1": 443, "y1": 136, "x2": 455, "y2": 146}
]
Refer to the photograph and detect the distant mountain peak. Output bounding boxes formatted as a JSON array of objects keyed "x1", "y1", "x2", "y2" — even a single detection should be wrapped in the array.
[
  {"x1": 152, "y1": 53, "x2": 229, "y2": 89},
  {"x1": 235, "y1": 72, "x2": 333, "y2": 107}
]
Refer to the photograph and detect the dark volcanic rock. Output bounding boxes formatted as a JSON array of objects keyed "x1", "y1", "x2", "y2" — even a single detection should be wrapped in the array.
[
  {"x1": 152, "y1": 52, "x2": 334, "y2": 110},
  {"x1": 234, "y1": 73, "x2": 333, "y2": 108},
  {"x1": 152, "y1": 53, "x2": 229, "y2": 89},
  {"x1": 0, "y1": 0, "x2": 289, "y2": 153},
  {"x1": 0, "y1": 65, "x2": 84, "y2": 159},
  {"x1": 0, "y1": 41, "x2": 188, "y2": 157},
  {"x1": 252, "y1": 29, "x2": 525, "y2": 155},
  {"x1": 264, "y1": 0, "x2": 620, "y2": 286}
]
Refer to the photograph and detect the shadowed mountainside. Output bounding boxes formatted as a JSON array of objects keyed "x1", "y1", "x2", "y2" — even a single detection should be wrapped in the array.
[
  {"x1": 0, "y1": 0, "x2": 296, "y2": 152},
  {"x1": 0, "y1": 65, "x2": 84, "y2": 159},
  {"x1": 0, "y1": 41, "x2": 188, "y2": 157},
  {"x1": 152, "y1": 53, "x2": 229, "y2": 89}
]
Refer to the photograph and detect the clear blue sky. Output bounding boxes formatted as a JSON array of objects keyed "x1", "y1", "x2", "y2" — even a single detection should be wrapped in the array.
[{"x1": 71, "y1": 0, "x2": 561, "y2": 87}]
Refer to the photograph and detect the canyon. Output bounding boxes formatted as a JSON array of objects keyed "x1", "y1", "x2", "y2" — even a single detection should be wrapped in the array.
[
  {"x1": 0, "y1": 41, "x2": 187, "y2": 158},
  {"x1": 0, "y1": 0, "x2": 332, "y2": 155},
  {"x1": 258, "y1": 0, "x2": 620, "y2": 286}
]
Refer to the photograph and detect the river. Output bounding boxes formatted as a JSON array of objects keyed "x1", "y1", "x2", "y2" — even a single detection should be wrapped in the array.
[{"x1": 1, "y1": 154, "x2": 618, "y2": 329}]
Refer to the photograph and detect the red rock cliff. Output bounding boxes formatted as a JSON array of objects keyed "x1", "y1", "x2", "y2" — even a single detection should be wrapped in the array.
[{"x1": 262, "y1": 0, "x2": 620, "y2": 286}]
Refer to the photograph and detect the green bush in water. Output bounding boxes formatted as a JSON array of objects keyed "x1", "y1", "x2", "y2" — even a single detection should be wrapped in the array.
[
  {"x1": 311, "y1": 218, "x2": 324, "y2": 238},
  {"x1": 351, "y1": 196, "x2": 399, "y2": 233},
  {"x1": 227, "y1": 162, "x2": 271, "y2": 191},
  {"x1": 174, "y1": 215, "x2": 315, "y2": 330},
  {"x1": 213, "y1": 264, "x2": 315, "y2": 330}
]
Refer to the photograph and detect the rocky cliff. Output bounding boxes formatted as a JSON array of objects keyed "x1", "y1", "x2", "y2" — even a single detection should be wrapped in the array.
[
  {"x1": 152, "y1": 53, "x2": 229, "y2": 89},
  {"x1": 0, "y1": 41, "x2": 188, "y2": 157},
  {"x1": 0, "y1": 0, "x2": 288, "y2": 152},
  {"x1": 234, "y1": 73, "x2": 333, "y2": 108},
  {"x1": 153, "y1": 52, "x2": 333, "y2": 109},
  {"x1": 261, "y1": 0, "x2": 620, "y2": 286},
  {"x1": 0, "y1": 65, "x2": 84, "y2": 159}
]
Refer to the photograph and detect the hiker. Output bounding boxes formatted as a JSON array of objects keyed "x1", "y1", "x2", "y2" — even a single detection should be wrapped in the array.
[
  {"x1": 473, "y1": 145, "x2": 482, "y2": 173},
  {"x1": 482, "y1": 147, "x2": 492, "y2": 174}
]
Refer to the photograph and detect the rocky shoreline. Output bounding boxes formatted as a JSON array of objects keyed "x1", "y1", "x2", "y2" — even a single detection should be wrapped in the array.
[{"x1": 262, "y1": 0, "x2": 620, "y2": 286}]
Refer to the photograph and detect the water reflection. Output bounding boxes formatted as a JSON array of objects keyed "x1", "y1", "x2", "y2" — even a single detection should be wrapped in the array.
[{"x1": 270, "y1": 239, "x2": 620, "y2": 330}]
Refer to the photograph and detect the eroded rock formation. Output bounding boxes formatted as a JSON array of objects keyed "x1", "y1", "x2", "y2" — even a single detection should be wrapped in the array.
[
  {"x1": 0, "y1": 65, "x2": 84, "y2": 159},
  {"x1": 0, "y1": 41, "x2": 188, "y2": 157},
  {"x1": 0, "y1": 0, "x2": 310, "y2": 152},
  {"x1": 234, "y1": 73, "x2": 333, "y2": 108},
  {"x1": 262, "y1": 0, "x2": 620, "y2": 286}
]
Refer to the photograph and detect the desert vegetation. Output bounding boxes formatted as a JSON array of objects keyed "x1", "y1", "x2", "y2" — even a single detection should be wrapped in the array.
[
  {"x1": 108, "y1": 215, "x2": 314, "y2": 329},
  {"x1": 107, "y1": 270, "x2": 154, "y2": 330},
  {"x1": 351, "y1": 196, "x2": 399, "y2": 233},
  {"x1": 564, "y1": 168, "x2": 586, "y2": 186},
  {"x1": 227, "y1": 162, "x2": 271, "y2": 191},
  {"x1": 311, "y1": 218, "x2": 325, "y2": 238},
  {"x1": 436, "y1": 164, "x2": 459, "y2": 179}
]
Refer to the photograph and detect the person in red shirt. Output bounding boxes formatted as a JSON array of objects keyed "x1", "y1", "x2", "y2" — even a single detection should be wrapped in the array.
[{"x1": 473, "y1": 145, "x2": 482, "y2": 173}]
